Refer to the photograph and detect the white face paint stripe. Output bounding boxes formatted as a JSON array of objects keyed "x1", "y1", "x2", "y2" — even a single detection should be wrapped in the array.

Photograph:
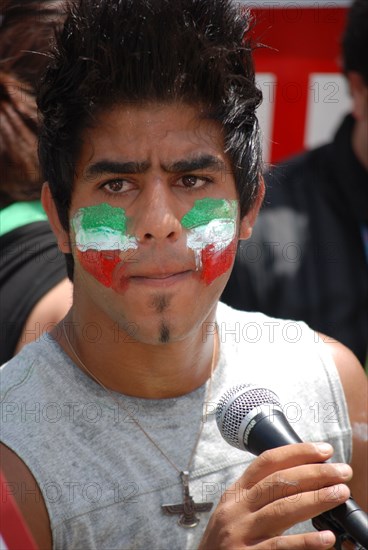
[
  {"x1": 186, "y1": 219, "x2": 236, "y2": 251},
  {"x1": 74, "y1": 228, "x2": 138, "y2": 252},
  {"x1": 186, "y1": 219, "x2": 236, "y2": 270},
  {"x1": 72, "y1": 212, "x2": 138, "y2": 252}
]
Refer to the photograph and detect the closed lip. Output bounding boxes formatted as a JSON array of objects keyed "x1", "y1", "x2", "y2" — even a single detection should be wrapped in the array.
[{"x1": 129, "y1": 270, "x2": 193, "y2": 286}]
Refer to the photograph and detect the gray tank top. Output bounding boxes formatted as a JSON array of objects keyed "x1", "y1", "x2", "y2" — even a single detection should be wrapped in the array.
[{"x1": 1, "y1": 303, "x2": 352, "y2": 549}]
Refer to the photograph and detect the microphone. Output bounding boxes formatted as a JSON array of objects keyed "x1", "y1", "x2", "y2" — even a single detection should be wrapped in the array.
[{"x1": 216, "y1": 384, "x2": 368, "y2": 549}]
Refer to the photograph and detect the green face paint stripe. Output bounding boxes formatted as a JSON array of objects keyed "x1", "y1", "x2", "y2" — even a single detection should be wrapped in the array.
[
  {"x1": 77, "y1": 203, "x2": 128, "y2": 233},
  {"x1": 72, "y1": 203, "x2": 138, "y2": 252},
  {"x1": 181, "y1": 198, "x2": 238, "y2": 229}
]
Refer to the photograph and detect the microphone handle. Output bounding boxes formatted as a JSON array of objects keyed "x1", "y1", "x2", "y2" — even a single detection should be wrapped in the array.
[
  {"x1": 244, "y1": 409, "x2": 302, "y2": 455},
  {"x1": 313, "y1": 500, "x2": 368, "y2": 550},
  {"x1": 245, "y1": 410, "x2": 368, "y2": 549}
]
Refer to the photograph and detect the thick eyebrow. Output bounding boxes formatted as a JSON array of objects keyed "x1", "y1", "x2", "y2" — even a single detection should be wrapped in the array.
[
  {"x1": 85, "y1": 160, "x2": 151, "y2": 178},
  {"x1": 163, "y1": 154, "x2": 226, "y2": 173},
  {"x1": 84, "y1": 154, "x2": 226, "y2": 179}
]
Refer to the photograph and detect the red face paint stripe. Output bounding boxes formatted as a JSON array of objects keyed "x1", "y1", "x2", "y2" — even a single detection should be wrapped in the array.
[
  {"x1": 77, "y1": 249, "x2": 121, "y2": 288},
  {"x1": 200, "y1": 237, "x2": 237, "y2": 285}
]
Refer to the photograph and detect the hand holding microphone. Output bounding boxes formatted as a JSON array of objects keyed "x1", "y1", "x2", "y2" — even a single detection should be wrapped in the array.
[
  {"x1": 216, "y1": 384, "x2": 368, "y2": 548},
  {"x1": 199, "y1": 384, "x2": 367, "y2": 550}
]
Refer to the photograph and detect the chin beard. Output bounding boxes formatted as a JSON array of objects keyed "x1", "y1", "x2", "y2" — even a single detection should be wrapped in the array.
[{"x1": 158, "y1": 322, "x2": 170, "y2": 344}]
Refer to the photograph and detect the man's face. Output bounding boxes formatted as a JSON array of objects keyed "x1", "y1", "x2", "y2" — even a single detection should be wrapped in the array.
[{"x1": 66, "y1": 102, "x2": 241, "y2": 344}]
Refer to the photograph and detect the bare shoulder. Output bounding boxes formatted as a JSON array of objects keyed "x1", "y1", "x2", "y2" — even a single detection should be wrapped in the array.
[
  {"x1": 318, "y1": 334, "x2": 367, "y2": 510},
  {"x1": 321, "y1": 334, "x2": 367, "y2": 414},
  {"x1": 15, "y1": 278, "x2": 72, "y2": 353},
  {"x1": 1, "y1": 442, "x2": 52, "y2": 549}
]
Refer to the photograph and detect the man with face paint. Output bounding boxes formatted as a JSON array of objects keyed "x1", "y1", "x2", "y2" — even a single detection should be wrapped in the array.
[{"x1": 1, "y1": 1, "x2": 367, "y2": 549}]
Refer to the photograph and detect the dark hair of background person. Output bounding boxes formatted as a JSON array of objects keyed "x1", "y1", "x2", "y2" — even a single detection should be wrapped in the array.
[
  {"x1": 342, "y1": 0, "x2": 368, "y2": 84},
  {"x1": 37, "y1": 0, "x2": 263, "y2": 280},
  {"x1": 0, "y1": 0, "x2": 66, "y2": 207}
]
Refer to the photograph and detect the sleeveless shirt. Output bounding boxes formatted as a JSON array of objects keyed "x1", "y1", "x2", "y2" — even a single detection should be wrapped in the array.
[{"x1": 0, "y1": 303, "x2": 352, "y2": 549}]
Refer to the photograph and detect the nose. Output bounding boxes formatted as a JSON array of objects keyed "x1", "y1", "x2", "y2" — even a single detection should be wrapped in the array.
[{"x1": 131, "y1": 183, "x2": 183, "y2": 244}]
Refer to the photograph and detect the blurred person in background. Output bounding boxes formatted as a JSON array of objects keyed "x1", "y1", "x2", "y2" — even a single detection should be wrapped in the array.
[
  {"x1": 0, "y1": 0, "x2": 72, "y2": 364},
  {"x1": 222, "y1": 0, "x2": 368, "y2": 367}
]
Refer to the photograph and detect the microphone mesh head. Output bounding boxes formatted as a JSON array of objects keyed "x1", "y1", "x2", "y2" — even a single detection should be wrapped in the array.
[{"x1": 216, "y1": 384, "x2": 281, "y2": 450}]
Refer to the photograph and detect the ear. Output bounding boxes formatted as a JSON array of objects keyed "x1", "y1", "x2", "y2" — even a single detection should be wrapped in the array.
[
  {"x1": 347, "y1": 72, "x2": 368, "y2": 121},
  {"x1": 239, "y1": 176, "x2": 265, "y2": 240},
  {"x1": 41, "y1": 182, "x2": 71, "y2": 254}
]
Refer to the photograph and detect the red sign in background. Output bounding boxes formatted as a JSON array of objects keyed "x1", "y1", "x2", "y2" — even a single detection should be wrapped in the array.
[{"x1": 250, "y1": 6, "x2": 349, "y2": 163}]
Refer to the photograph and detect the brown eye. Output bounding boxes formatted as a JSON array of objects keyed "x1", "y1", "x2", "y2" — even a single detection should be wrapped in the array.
[
  {"x1": 180, "y1": 175, "x2": 211, "y2": 189},
  {"x1": 105, "y1": 180, "x2": 124, "y2": 192},
  {"x1": 182, "y1": 175, "x2": 198, "y2": 188}
]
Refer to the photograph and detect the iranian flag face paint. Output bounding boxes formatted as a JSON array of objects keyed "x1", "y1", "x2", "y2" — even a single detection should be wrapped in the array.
[
  {"x1": 72, "y1": 203, "x2": 137, "y2": 288},
  {"x1": 181, "y1": 198, "x2": 238, "y2": 285},
  {"x1": 72, "y1": 198, "x2": 238, "y2": 290}
]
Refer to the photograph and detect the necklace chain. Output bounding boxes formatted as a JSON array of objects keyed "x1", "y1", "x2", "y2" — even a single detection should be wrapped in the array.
[{"x1": 62, "y1": 321, "x2": 218, "y2": 475}]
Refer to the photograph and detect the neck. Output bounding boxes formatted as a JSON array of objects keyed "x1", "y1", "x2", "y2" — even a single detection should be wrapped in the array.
[{"x1": 56, "y1": 309, "x2": 218, "y2": 399}]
